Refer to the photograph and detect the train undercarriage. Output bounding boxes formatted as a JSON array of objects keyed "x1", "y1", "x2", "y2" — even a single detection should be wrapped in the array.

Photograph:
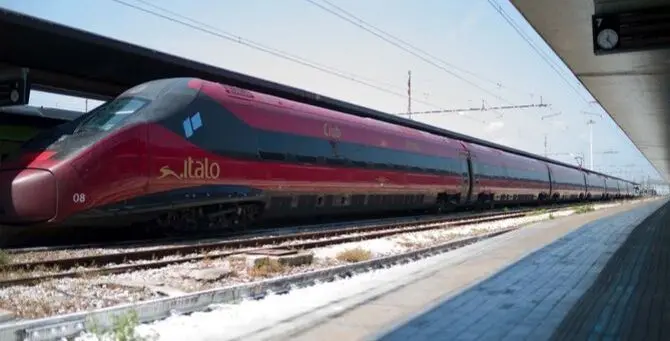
[
  {"x1": 154, "y1": 202, "x2": 263, "y2": 232},
  {"x1": 0, "y1": 188, "x2": 642, "y2": 248}
]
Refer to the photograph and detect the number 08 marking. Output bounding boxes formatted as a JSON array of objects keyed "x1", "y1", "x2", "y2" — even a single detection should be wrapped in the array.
[{"x1": 73, "y1": 193, "x2": 86, "y2": 203}]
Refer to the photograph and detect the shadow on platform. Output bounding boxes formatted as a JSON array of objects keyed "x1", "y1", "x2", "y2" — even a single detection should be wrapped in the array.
[{"x1": 373, "y1": 201, "x2": 669, "y2": 341}]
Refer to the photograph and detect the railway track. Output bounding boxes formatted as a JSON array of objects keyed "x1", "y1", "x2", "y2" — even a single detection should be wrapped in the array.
[
  {"x1": 2, "y1": 208, "x2": 500, "y2": 254},
  {"x1": 2, "y1": 200, "x2": 605, "y2": 253},
  {"x1": 0, "y1": 202, "x2": 597, "y2": 288},
  {"x1": 4, "y1": 200, "x2": 600, "y2": 255}
]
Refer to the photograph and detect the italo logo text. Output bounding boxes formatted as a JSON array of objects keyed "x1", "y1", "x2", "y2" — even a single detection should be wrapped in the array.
[{"x1": 158, "y1": 157, "x2": 221, "y2": 180}]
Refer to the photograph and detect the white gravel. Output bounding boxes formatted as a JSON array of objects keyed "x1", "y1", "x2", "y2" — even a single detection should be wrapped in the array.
[
  {"x1": 4, "y1": 202, "x2": 618, "y2": 264},
  {"x1": 309, "y1": 201, "x2": 617, "y2": 259},
  {"x1": 0, "y1": 199, "x2": 650, "y2": 320}
]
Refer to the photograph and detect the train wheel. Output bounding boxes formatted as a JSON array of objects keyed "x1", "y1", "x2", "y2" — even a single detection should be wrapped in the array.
[
  {"x1": 234, "y1": 204, "x2": 262, "y2": 228},
  {"x1": 156, "y1": 209, "x2": 202, "y2": 234},
  {"x1": 207, "y1": 203, "x2": 263, "y2": 230},
  {"x1": 174, "y1": 209, "x2": 200, "y2": 232}
]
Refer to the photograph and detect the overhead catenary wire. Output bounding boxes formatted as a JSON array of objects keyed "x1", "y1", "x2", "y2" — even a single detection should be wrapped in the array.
[
  {"x1": 308, "y1": 0, "x2": 539, "y2": 101},
  {"x1": 303, "y1": 0, "x2": 518, "y2": 106},
  {"x1": 108, "y1": 0, "x2": 446, "y2": 110},
  {"x1": 485, "y1": 0, "x2": 593, "y2": 105},
  {"x1": 111, "y1": 0, "x2": 490, "y2": 124}
]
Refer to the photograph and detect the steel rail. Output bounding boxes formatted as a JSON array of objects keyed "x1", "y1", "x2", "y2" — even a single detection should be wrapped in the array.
[{"x1": 0, "y1": 208, "x2": 546, "y2": 287}]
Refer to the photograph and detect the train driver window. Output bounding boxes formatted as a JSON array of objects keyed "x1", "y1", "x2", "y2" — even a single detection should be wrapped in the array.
[{"x1": 73, "y1": 97, "x2": 149, "y2": 134}]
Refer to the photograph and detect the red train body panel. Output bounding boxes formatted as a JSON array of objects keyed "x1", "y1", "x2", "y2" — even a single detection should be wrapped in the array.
[{"x1": 0, "y1": 78, "x2": 639, "y2": 230}]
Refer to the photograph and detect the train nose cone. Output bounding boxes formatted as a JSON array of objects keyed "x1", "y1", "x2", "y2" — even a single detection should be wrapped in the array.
[{"x1": 0, "y1": 169, "x2": 57, "y2": 224}]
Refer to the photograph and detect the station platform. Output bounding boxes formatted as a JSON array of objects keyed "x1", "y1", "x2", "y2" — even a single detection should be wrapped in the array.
[{"x1": 249, "y1": 198, "x2": 668, "y2": 341}]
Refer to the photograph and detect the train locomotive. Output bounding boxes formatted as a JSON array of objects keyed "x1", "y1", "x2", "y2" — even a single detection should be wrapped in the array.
[{"x1": 0, "y1": 78, "x2": 639, "y2": 232}]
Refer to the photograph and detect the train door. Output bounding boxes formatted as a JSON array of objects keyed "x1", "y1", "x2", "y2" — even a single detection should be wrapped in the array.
[
  {"x1": 467, "y1": 154, "x2": 480, "y2": 203},
  {"x1": 546, "y1": 165, "x2": 555, "y2": 198},
  {"x1": 583, "y1": 173, "x2": 591, "y2": 199},
  {"x1": 459, "y1": 151, "x2": 471, "y2": 204}
]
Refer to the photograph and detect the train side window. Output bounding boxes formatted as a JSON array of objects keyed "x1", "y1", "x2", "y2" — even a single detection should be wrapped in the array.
[
  {"x1": 491, "y1": 164, "x2": 499, "y2": 179},
  {"x1": 438, "y1": 157, "x2": 448, "y2": 175},
  {"x1": 435, "y1": 156, "x2": 447, "y2": 174},
  {"x1": 434, "y1": 159, "x2": 446, "y2": 174},
  {"x1": 485, "y1": 164, "x2": 491, "y2": 179},
  {"x1": 443, "y1": 157, "x2": 459, "y2": 176},
  {"x1": 441, "y1": 157, "x2": 454, "y2": 175},
  {"x1": 488, "y1": 164, "x2": 494, "y2": 179},
  {"x1": 503, "y1": 166, "x2": 512, "y2": 180},
  {"x1": 326, "y1": 157, "x2": 348, "y2": 166},
  {"x1": 360, "y1": 145, "x2": 382, "y2": 166},
  {"x1": 411, "y1": 154, "x2": 428, "y2": 171},
  {"x1": 383, "y1": 148, "x2": 402, "y2": 168},
  {"x1": 370, "y1": 147, "x2": 387, "y2": 166},
  {"x1": 480, "y1": 163, "x2": 490, "y2": 178},
  {"x1": 296, "y1": 155, "x2": 318, "y2": 164},
  {"x1": 336, "y1": 142, "x2": 359, "y2": 164},
  {"x1": 257, "y1": 131, "x2": 289, "y2": 156},
  {"x1": 290, "y1": 133, "x2": 332, "y2": 160},
  {"x1": 259, "y1": 150, "x2": 286, "y2": 161},
  {"x1": 490, "y1": 164, "x2": 499, "y2": 179},
  {"x1": 432, "y1": 156, "x2": 445, "y2": 174},
  {"x1": 501, "y1": 165, "x2": 510, "y2": 180},
  {"x1": 401, "y1": 153, "x2": 417, "y2": 170}
]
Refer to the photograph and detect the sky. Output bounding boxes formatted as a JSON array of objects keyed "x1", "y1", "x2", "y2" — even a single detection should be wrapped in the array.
[{"x1": 0, "y1": 0, "x2": 662, "y2": 185}]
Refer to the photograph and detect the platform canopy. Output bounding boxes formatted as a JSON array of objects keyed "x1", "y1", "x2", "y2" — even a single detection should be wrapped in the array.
[{"x1": 510, "y1": 0, "x2": 670, "y2": 180}]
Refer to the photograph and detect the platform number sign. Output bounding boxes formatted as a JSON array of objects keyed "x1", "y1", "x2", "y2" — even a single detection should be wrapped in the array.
[
  {"x1": 592, "y1": 13, "x2": 621, "y2": 55},
  {"x1": 72, "y1": 193, "x2": 86, "y2": 204}
]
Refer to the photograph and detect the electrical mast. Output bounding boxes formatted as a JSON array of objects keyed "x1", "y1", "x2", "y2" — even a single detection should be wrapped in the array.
[{"x1": 407, "y1": 70, "x2": 412, "y2": 120}]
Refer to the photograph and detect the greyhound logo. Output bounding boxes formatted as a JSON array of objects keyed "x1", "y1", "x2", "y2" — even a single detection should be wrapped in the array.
[
  {"x1": 157, "y1": 157, "x2": 221, "y2": 180},
  {"x1": 158, "y1": 166, "x2": 181, "y2": 180}
]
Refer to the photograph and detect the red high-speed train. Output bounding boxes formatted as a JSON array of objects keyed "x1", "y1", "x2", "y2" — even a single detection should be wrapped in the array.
[{"x1": 0, "y1": 78, "x2": 639, "y2": 231}]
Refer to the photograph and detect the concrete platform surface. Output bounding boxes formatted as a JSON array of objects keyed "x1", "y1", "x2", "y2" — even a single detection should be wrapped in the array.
[
  {"x1": 551, "y1": 200, "x2": 670, "y2": 341},
  {"x1": 240, "y1": 199, "x2": 666, "y2": 341}
]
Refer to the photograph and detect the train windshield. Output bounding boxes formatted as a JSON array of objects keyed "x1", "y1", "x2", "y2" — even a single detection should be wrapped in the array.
[
  {"x1": 73, "y1": 97, "x2": 149, "y2": 134},
  {"x1": 2, "y1": 97, "x2": 150, "y2": 162}
]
